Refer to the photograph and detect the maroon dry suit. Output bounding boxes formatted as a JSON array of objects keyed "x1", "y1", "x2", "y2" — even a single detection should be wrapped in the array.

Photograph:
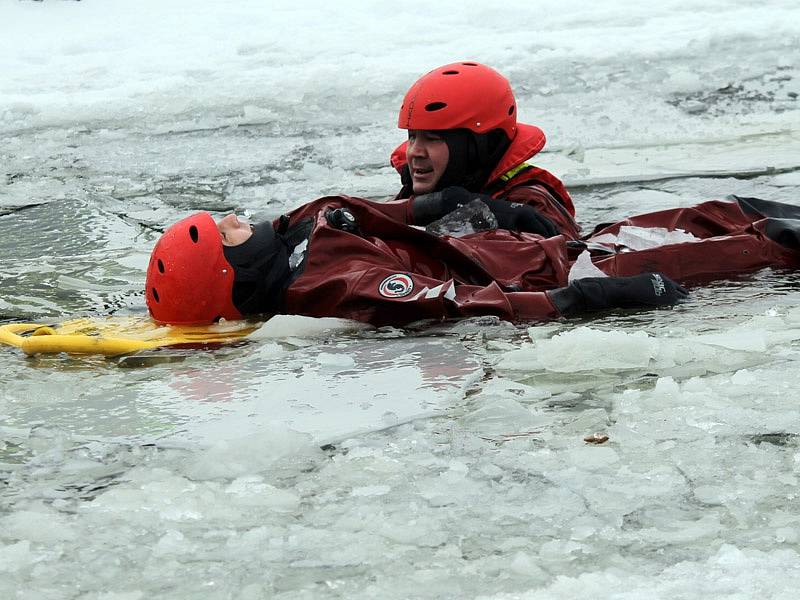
[
  {"x1": 584, "y1": 196, "x2": 800, "y2": 281},
  {"x1": 271, "y1": 194, "x2": 798, "y2": 327}
]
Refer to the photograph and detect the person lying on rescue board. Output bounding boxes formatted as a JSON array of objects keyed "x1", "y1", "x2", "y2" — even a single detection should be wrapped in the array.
[
  {"x1": 145, "y1": 188, "x2": 800, "y2": 329},
  {"x1": 145, "y1": 206, "x2": 687, "y2": 327}
]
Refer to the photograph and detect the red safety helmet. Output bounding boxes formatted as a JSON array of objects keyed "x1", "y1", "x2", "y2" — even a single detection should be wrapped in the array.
[
  {"x1": 398, "y1": 61, "x2": 518, "y2": 139},
  {"x1": 146, "y1": 212, "x2": 242, "y2": 325}
]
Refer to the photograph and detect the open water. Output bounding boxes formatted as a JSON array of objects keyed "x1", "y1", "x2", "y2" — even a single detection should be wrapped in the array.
[{"x1": 2, "y1": 1, "x2": 800, "y2": 598}]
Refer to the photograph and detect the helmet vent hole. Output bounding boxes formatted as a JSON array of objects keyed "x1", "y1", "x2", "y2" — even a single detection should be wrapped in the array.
[
  {"x1": 152, "y1": 288, "x2": 160, "y2": 303},
  {"x1": 425, "y1": 102, "x2": 447, "y2": 112},
  {"x1": 462, "y1": 62, "x2": 478, "y2": 66},
  {"x1": 442, "y1": 70, "x2": 459, "y2": 75},
  {"x1": 157, "y1": 259, "x2": 165, "y2": 273},
  {"x1": 508, "y1": 104, "x2": 515, "y2": 116},
  {"x1": 189, "y1": 225, "x2": 199, "y2": 243}
]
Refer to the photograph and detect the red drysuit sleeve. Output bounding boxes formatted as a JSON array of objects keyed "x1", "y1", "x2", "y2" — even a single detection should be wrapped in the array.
[{"x1": 362, "y1": 198, "x2": 415, "y2": 224}]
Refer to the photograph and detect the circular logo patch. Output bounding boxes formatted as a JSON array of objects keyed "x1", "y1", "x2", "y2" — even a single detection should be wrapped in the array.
[{"x1": 379, "y1": 273, "x2": 414, "y2": 298}]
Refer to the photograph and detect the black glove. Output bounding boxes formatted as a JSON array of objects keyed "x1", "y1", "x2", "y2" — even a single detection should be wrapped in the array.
[
  {"x1": 482, "y1": 197, "x2": 559, "y2": 237},
  {"x1": 548, "y1": 273, "x2": 688, "y2": 317},
  {"x1": 412, "y1": 186, "x2": 558, "y2": 237}
]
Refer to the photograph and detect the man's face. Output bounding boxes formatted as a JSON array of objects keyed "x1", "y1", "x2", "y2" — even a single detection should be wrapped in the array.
[
  {"x1": 217, "y1": 214, "x2": 254, "y2": 247},
  {"x1": 406, "y1": 130, "x2": 450, "y2": 194}
]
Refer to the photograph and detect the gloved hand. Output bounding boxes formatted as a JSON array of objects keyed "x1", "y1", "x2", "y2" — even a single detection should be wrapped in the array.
[
  {"x1": 482, "y1": 197, "x2": 558, "y2": 237},
  {"x1": 548, "y1": 273, "x2": 688, "y2": 317},
  {"x1": 412, "y1": 186, "x2": 558, "y2": 237}
]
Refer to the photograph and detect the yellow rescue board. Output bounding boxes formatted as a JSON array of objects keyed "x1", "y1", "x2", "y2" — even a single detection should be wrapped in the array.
[{"x1": 0, "y1": 317, "x2": 259, "y2": 357}]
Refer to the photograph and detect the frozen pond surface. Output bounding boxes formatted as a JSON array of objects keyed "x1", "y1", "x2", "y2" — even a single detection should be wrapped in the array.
[{"x1": 2, "y1": 0, "x2": 800, "y2": 598}]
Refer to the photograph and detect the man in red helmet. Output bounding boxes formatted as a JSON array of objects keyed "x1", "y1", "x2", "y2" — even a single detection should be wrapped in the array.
[
  {"x1": 377, "y1": 61, "x2": 581, "y2": 240},
  {"x1": 146, "y1": 203, "x2": 689, "y2": 327}
]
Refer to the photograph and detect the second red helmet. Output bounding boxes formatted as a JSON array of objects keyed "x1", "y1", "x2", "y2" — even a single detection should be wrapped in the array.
[
  {"x1": 146, "y1": 212, "x2": 242, "y2": 325},
  {"x1": 398, "y1": 61, "x2": 517, "y2": 139}
]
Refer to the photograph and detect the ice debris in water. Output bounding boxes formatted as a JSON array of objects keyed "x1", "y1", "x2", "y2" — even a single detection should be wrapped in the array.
[
  {"x1": 316, "y1": 352, "x2": 356, "y2": 369},
  {"x1": 184, "y1": 428, "x2": 322, "y2": 480},
  {"x1": 593, "y1": 225, "x2": 701, "y2": 251},
  {"x1": 481, "y1": 545, "x2": 800, "y2": 599},
  {"x1": 499, "y1": 326, "x2": 659, "y2": 372},
  {"x1": 426, "y1": 200, "x2": 498, "y2": 238},
  {"x1": 617, "y1": 225, "x2": 701, "y2": 250},
  {"x1": 250, "y1": 314, "x2": 372, "y2": 339},
  {"x1": 497, "y1": 312, "x2": 800, "y2": 375},
  {"x1": 568, "y1": 249, "x2": 608, "y2": 282}
]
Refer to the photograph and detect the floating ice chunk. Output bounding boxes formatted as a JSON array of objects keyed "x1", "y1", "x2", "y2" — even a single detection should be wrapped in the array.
[
  {"x1": 539, "y1": 538, "x2": 586, "y2": 559},
  {"x1": 690, "y1": 329, "x2": 768, "y2": 352},
  {"x1": 665, "y1": 68, "x2": 704, "y2": 93},
  {"x1": 731, "y1": 369, "x2": 758, "y2": 385},
  {"x1": 251, "y1": 314, "x2": 371, "y2": 339},
  {"x1": 0, "y1": 508, "x2": 76, "y2": 543},
  {"x1": 509, "y1": 551, "x2": 547, "y2": 578},
  {"x1": 477, "y1": 376, "x2": 551, "y2": 402},
  {"x1": 636, "y1": 515, "x2": 723, "y2": 545},
  {"x1": 379, "y1": 521, "x2": 447, "y2": 546},
  {"x1": 462, "y1": 398, "x2": 541, "y2": 435},
  {"x1": 316, "y1": 352, "x2": 356, "y2": 369},
  {"x1": 561, "y1": 408, "x2": 609, "y2": 436},
  {"x1": 498, "y1": 327, "x2": 658, "y2": 372},
  {"x1": 653, "y1": 376, "x2": 681, "y2": 401},
  {"x1": 186, "y1": 428, "x2": 319, "y2": 480},
  {"x1": 152, "y1": 530, "x2": 188, "y2": 557},
  {"x1": 240, "y1": 104, "x2": 279, "y2": 122},
  {"x1": 568, "y1": 249, "x2": 608, "y2": 282},
  {"x1": 225, "y1": 476, "x2": 300, "y2": 511},
  {"x1": 350, "y1": 485, "x2": 390, "y2": 497},
  {"x1": 564, "y1": 445, "x2": 619, "y2": 470},
  {"x1": 425, "y1": 199, "x2": 498, "y2": 238},
  {"x1": 775, "y1": 527, "x2": 799, "y2": 543},
  {"x1": 616, "y1": 225, "x2": 701, "y2": 250},
  {"x1": 0, "y1": 540, "x2": 31, "y2": 573},
  {"x1": 446, "y1": 460, "x2": 468, "y2": 474}
]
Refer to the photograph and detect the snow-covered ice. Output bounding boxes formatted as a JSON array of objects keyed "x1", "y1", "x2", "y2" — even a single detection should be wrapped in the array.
[{"x1": 2, "y1": 0, "x2": 800, "y2": 598}]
